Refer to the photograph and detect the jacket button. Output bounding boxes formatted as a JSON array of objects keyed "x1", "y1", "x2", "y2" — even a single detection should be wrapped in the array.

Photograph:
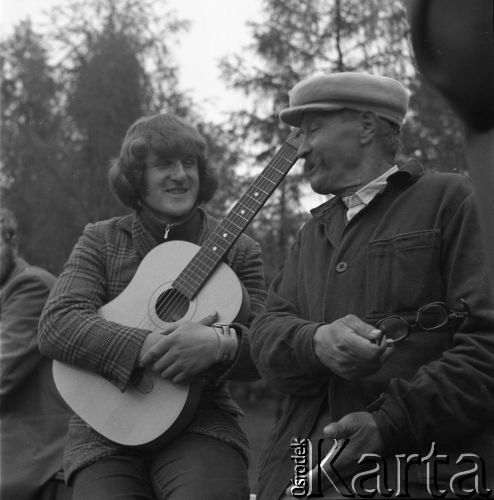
[{"x1": 335, "y1": 261, "x2": 348, "y2": 272}]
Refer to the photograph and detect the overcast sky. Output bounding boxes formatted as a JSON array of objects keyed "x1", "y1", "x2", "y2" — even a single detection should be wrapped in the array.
[
  {"x1": 0, "y1": 0, "x2": 263, "y2": 121},
  {"x1": 0, "y1": 0, "x2": 326, "y2": 208}
]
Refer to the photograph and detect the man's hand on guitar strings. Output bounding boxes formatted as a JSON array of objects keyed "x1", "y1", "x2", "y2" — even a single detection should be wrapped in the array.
[{"x1": 138, "y1": 311, "x2": 219, "y2": 383}]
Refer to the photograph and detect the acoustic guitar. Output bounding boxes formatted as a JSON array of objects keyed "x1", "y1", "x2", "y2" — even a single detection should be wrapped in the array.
[{"x1": 53, "y1": 130, "x2": 301, "y2": 449}]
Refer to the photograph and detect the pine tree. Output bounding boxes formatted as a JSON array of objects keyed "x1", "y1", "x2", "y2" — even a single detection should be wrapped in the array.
[
  {"x1": 1, "y1": 20, "x2": 67, "y2": 271},
  {"x1": 220, "y1": 0, "x2": 466, "y2": 279},
  {"x1": 1, "y1": 0, "x2": 195, "y2": 272}
]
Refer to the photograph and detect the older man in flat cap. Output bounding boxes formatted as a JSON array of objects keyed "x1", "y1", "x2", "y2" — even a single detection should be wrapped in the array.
[{"x1": 250, "y1": 72, "x2": 494, "y2": 499}]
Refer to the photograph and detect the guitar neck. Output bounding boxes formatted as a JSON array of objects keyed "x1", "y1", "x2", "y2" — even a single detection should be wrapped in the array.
[{"x1": 173, "y1": 140, "x2": 299, "y2": 299}]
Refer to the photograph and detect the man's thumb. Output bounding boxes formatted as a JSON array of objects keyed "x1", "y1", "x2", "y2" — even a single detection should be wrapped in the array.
[
  {"x1": 323, "y1": 417, "x2": 349, "y2": 438},
  {"x1": 198, "y1": 311, "x2": 218, "y2": 325}
]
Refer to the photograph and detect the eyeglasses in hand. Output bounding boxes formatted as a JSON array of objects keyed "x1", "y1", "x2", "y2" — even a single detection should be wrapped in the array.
[{"x1": 376, "y1": 299, "x2": 470, "y2": 345}]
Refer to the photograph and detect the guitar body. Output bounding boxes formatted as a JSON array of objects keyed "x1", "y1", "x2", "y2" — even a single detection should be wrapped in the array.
[
  {"x1": 53, "y1": 240, "x2": 245, "y2": 449},
  {"x1": 53, "y1": 130, "x2": 301, "y2": 450}
]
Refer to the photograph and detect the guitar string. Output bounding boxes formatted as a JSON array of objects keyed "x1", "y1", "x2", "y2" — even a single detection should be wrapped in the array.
[
  {"x1": 148, "y1": 148, "x2": 298, "y2": 326},
  {"x1": 166, "y1": 150, "x2": 297, "y2": 298},
  {"x1": 146, "y1": 145, "x2": 299, "y2": 329},
  {"x1": 148, "y1": 154, "x2": 296, "y2": 324},
  {"x1": 148, "y1": 149, "x2": 297, "y2": 328},
  {"x1": 175, "y1": 147, "x2": 296, "y2": 291}
]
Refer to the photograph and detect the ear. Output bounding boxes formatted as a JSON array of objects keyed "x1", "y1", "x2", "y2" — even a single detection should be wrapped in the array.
[
  {"x1": 359, "y1": 111, "x2": 378, "y2": 145},
  {"x1": 9, "y1": 235, "x2": 19, "y2": 254}
]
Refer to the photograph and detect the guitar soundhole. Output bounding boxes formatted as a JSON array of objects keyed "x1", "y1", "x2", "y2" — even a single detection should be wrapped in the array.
[{"x1": 155, "y1": 288, "x2": 190, "y2": 322}]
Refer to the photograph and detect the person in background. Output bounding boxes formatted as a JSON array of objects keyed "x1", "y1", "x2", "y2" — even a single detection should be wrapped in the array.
[
  {"x1": 405, "y1": 0, "x2": 494, "y2": 293},
  {"x1": 249, "y1": 72, "x2": 494, "y2": 499},
  {"x1": 38, "y1": 113, "x2": 266, "y2": 500},
  {"x1": 0, "y1": 207, "x2": 71, "y2": 500}
]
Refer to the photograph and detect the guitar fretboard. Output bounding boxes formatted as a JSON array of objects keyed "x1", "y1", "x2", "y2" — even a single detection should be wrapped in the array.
[{"x1": 173, "y1": 140, "x2": 299, "y2": 299}]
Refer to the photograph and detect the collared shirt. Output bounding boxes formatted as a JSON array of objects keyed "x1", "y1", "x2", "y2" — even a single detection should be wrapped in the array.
[{"x1": 341, "y1": 165, "x2": 399, "y2": 221}]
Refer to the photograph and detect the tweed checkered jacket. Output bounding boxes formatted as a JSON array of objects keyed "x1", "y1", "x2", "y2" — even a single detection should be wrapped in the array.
[{"x1": 38, "y1": 209, "x2": 266, "y2": 482}]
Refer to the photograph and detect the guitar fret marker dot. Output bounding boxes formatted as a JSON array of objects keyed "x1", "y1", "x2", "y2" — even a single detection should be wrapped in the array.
[
  {"x1": 213, "y1": 246, "x2": 218, "y2": 251},
  {"x1": 254, "y1": 192, "x2": 259, "y2": 197},
  {"x1": 223, "y1": 233, "x2": 227, "y2": 238}
]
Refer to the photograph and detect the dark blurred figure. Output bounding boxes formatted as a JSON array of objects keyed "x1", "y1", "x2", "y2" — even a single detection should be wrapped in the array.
[
  {"x1": 0, "y1": 208, "x2": 70, "y2": 500},
  {"x1": 405, "y1": 0, "x2": 494, "y2": 289}
]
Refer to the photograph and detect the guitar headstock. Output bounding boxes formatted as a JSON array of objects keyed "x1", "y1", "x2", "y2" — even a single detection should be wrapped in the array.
[{"x1": 285, "y1": 128, "x2": 303, "y2": 150}]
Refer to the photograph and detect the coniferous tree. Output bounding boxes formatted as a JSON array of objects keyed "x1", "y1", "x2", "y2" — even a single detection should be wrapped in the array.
[
  {"x1": 220, "y1": 0, "x2": 466, "y2": 279},
  {"x1": 0, "y1": 20, "x2": 68, "y2": 271},
  {"x1": 219, "y1": 0, "x2": 467, "y2": 411},
  {"x1": 1, "y1": 0, "x2": 196, "y2": 272}
]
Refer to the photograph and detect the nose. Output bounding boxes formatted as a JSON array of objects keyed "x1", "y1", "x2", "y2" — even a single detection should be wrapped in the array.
[
  {"x1": 169, "y1": 160, "x2": 188, "y2": 180},
  {"x1": 297, "y1": 136, "x2": 310, "y2": 159}
]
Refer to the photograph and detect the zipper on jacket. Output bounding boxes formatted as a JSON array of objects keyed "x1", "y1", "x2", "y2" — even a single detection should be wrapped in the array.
[{"x1": 163, "y1": 224, "x2": 173, "y2": 240}]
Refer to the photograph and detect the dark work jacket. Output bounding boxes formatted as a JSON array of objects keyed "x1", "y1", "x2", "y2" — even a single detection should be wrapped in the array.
[
  {"x1": 0, "y1": 258, "x2": 71, "y2": 500},
  {"x1": 251, "y1": 163, "x2": 494, "y2": 499}
]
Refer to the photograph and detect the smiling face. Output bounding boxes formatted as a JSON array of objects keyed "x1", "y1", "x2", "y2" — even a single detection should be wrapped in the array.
[
  {"x1": 142, "y1": 151, "x2": 200, "y2": 223},
  {"x1": 298, "y1": 111, "x2": 371, "y2": 197}
]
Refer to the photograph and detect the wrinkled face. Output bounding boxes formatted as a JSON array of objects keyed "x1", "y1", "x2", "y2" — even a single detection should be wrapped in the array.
[
  {"x1": 142, "y1": 151, "x2": 200, "y2": 222},
  {"x1": 297, "y1": 111, "x2": 367, "y2": 197},
  {"x1": 0, "y1": 233, "x2": 16, "y2": 287}
]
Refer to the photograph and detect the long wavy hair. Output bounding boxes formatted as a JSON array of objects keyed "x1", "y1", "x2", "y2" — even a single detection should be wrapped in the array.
[{"x1": 108, "y1": 113, "x2": 218, "y2": 210}]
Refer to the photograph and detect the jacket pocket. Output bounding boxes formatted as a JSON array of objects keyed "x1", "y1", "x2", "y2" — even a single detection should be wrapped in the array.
[{"x1": 366, "y1": 230, "x2": 442, "y2": 316}]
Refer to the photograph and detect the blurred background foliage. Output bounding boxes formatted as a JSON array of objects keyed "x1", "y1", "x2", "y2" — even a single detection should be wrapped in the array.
[
  {"x1": 1, "y1": 0, "x2": 467, "y2": 469},
  {"x1": 1, "y1": 0, "x2": 467, "y2": 276}
]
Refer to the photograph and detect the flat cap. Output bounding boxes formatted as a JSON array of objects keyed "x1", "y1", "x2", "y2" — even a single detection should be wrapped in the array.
[{"x1": 280, "y1": 72, "x2": 410, "y2": 127}]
